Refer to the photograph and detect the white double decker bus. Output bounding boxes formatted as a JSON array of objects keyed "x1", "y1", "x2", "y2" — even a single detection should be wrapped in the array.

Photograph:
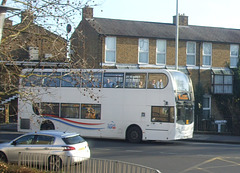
[{"x1": 18, "y1": 68, "x2": 194, "y2": 142}]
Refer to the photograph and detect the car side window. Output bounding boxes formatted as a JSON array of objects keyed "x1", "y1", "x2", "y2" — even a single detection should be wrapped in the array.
[
  {"x1": 35, "y1": 135, "x2": 55, "y2": 145},
  {"x1": 15, "y1": 135, "x2": 35, "y2": 145}
]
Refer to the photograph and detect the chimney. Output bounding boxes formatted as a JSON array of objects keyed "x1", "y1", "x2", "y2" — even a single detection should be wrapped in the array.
[
  {"x1": 173, "y1": 14, "x2": 188, "y2": 26},
  {"x1": 82, "y1": 6, "x2": 93, "y2": 19}
]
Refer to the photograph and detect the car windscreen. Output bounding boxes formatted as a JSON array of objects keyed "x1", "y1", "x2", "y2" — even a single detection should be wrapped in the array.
[{"x1": 62, "y1": 135, "x2": 85, "y2": 145}]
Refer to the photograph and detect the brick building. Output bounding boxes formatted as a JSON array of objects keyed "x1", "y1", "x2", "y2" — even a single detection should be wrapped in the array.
[
  {"x1": 0, "y1": 10, "x2": 68, "y2": 123},
  {"x1": 1, "y1": 10, "x2": 67, "y2": 62},
  {"x1": 71, "y1": 7, "x2": 240, "y2": 133}
]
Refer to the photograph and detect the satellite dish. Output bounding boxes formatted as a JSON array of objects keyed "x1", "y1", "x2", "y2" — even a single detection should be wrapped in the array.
[{"x1": 66, "y1": 24, "x2": 72, "y2": 33}]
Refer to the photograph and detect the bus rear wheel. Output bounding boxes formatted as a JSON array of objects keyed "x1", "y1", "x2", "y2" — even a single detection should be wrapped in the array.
[
  {"x1": 126, "y1": 126, "x2": 142, "y2": 143},
  {"x1": 40, "y1": 120, "x2": 55, "y2": 130}
]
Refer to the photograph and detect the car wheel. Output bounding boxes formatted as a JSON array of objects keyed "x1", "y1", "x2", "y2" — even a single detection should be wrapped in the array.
[
  {"x1": 48, "y1": 155, "x2": 62, "y2": 171},
  {"x1": 0, "y1": 152, "x2": 7, "y2": 163},
  {"x1": 126, "y1": 126, "x2": 142, "y2": 143}
]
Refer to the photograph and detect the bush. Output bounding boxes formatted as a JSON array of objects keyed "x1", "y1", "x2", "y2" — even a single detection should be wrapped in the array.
[{"x1": 0, "y1": 162, "x2": 46, "y2": 173}]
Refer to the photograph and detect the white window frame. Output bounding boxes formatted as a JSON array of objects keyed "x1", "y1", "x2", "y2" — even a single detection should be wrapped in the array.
[
  {"x1": 186, "y1": 42, "x2": 196, "y2": 66},
  {"x1": 202, "y1": 42, "x2": 212, "y2": 67},
  {"x1": 156, "y1": 40, "x2": 166, "y2": 65},
  {"x1": 230, "y1": 44, "x2": 239, "y2": 68},
  {"x1": 202, "y1": 95, "x2": 211, "y2": 119},
  {"x1": 105, "y1": 37, "x2": 116, "y2": 63},
  {"x1": 138, "y1": 38, "x2": 149, "y2": 64}
]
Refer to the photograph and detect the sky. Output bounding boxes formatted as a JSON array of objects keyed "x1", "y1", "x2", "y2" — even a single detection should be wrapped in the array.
[{"x1": 92, "y1": 0, "x2": 240, "y2": 29}]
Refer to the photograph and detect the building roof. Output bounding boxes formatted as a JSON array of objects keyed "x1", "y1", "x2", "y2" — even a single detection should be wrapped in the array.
[{"x1": 86, "y1": 17, "x2": 240, "y2": 44}]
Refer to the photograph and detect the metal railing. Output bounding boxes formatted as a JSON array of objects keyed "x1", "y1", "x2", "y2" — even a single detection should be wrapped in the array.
[{"x1": 18, "y1": 152, "x2": 161, "y2": 173}]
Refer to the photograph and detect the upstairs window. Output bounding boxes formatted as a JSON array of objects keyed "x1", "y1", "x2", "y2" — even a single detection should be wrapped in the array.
[
  {"x1": 203, "y1": 43, "x2": 212, "y2": 66},
  {"x1": 186, "y1": 42, "x2": 196, "y2": 66},
  {"x1": 156, "y1": 40, "x2": 166, "y2": 65},
  {"x1": 230, "y1": 44, "x2": 239, "y2": 68},
  {"x1": 211, "y1": 69, "x2": 233, "y2": 94},
  {"x1": 138, "y1": 39, "x2": 149, "y2": 64},
  {"x1": 105, "y1": 37, "x2": 116, "y2": 63}
]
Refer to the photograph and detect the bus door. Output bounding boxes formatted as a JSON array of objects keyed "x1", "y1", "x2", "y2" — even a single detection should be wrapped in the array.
[{"x1": 145, "y1": 106, "x2": 175, "y2": 140}]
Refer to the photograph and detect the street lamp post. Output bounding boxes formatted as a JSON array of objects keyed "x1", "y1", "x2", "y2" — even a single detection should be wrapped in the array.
[{"x1": 175, "y1": 0, "x2": 179, "y2": 70}]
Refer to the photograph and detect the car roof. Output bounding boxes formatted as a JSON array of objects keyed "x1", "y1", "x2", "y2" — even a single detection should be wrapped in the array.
[{"x1": 26, "y1": 130, "x2": 79, "y2": 138}]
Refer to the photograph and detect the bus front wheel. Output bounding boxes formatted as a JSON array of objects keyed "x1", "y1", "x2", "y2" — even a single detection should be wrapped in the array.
[
  {"x1": 40, "y1": 120, "x2": 55, "y2": 130},
  {"x1": 126, "y1": 126, "x2": 142, "y2": 143}
]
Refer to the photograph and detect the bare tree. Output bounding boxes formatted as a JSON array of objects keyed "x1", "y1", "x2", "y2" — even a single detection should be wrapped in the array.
[{"x1": 0, "y1": 0, "x2": 101, "y2": 123}]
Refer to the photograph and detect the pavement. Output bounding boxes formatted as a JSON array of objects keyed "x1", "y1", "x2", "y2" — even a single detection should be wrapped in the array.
[{"x1": 1, "y1": 123, "x2": 240, "y2": 144}]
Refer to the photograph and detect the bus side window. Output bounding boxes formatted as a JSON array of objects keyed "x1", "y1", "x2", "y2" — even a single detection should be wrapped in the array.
[
  {"x1": 82, "y1": 72, "x2": 102, "y2": 88},
  {"x1": 61, "y1": 103, "x2": 80, "y2": 118},
  {"x1": 61, "y1": 73, "x2": 80, "y2": 87},
  {"x1": 151, "y1": 106, "x2": 174, "y2": 123},
  {"x1": 125, "y1": 73, "x2": 146, "y2": 88},
  {"x1": 41, "y1": 102, "x2": 60, "y2": 117},
  {"x1": 103, "y1": 73, "x2": 124, "y2": 88},
  {"x1": 43, "y1": 72, "x2": 61, "y2": 87},
  {"x1": 148, "y1": 73, "x2": 168, "y2": 89},
  {"x1": 81, "y1": 104, "x2": 101, "y2": 119},
  {"x1": 23, "y1": 72, "x2": 42, "y2": 87}
]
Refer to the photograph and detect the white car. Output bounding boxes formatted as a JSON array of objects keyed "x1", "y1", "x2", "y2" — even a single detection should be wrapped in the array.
[{"x1": 0, "y1": 131, "x2": 90, "y2": 170}]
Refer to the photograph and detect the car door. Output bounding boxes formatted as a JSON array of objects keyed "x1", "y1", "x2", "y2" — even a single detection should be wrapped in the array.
[
  {"x1": 7, "y1": 134, "x2": 35, "y2": 163},
  {"x1": 24, "y1": 135, "x2": 55, "y2": 164}
]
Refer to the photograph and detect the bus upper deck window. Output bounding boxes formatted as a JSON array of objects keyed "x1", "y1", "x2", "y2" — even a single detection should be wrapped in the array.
[{"x1": 148, "y1": 73, "x2": 168, "y2": 89}]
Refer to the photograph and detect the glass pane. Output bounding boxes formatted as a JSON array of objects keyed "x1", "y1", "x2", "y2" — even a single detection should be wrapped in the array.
[
  {"x1": 187, "y1": 42, "x2": 196, "y2": 54},
  {"x1": 139, "y1": 39, "x2": 149, "y2": 51},
  {"x1": 82, "y1": 72, "x2": 102, "y2": 88},
  {"x1": 230, "y1": 45, "x2": 239, "y2": 56},
  {"x1": 230, "y1": 57, "x2": 238, "y2": 67},
  {"x1": 106, "y1": 37, "x2": 116, "y2": 50},
  {"x1": 215, "y1": 75, "x2": 223, "y2": 84},
  {"x1": 170, "y1": 71, "x2": 190, "y2": 92},
  {"x1": 214, "y1": 85, "x2": 223, "y2": 93},
  {"x1": 43, "y1": 72, "x2": 60, "y2": 87},
  {"x1": 203, "y1": 55, "x2": 211, "y2": 65},
  {"x1": 103, "y1": 73, "x2": 124, "y2": 88},
  {"x1": 139, "y1": 52, "x2": 148, "y2": 63},
  {"x1": 41, "y1": 102, "x2": 59, "y2": 117},
  {"x1": 61, "y1": 73, "x2": 80, "y2": 87},
  {"x1": 23, "y1": 72, "x2": 42, "y2": 87},
  {"x1": 187, "y1": 55, "x2": 195, "y2": 65},
  {"x1": 125, "y1": 73, "x2": 146, "y2": 88},
  {"x1": 203, "y1": 43, "x2": 212, "y2": 55},
  {"x1": 61, "y1": 103, "x2": 80, "y2": 118},
  {"x1": 151, "y1": 106, "x2": 174, "y2": 123},
  {"x1": 148, "y1": 73, "x2": 168, "y2": 89},
  {"x1": 81, "y1": 104, "x2": 101, "y2": 119},
  {"x1": 157, "y1": 40, "x2": 166, "y2": 52},
  {"x1": 15, "y1": 135, "x2": 35, "y2": 145},
  {"x1": 224, "y1": 85, "x2": 233, "y2": 94},
  {"x1": 106, "y1": 51, "x2": 116, "y2": 62},
  {"x1": 224, "y1": 76, "x2": 232, "y2": 84},
  {"x1": 35, "y1": 135, "x2": 55, "y2": 145},
  {"x1": 157, "y1": 54, "x2": 165, "y2": 64}
]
